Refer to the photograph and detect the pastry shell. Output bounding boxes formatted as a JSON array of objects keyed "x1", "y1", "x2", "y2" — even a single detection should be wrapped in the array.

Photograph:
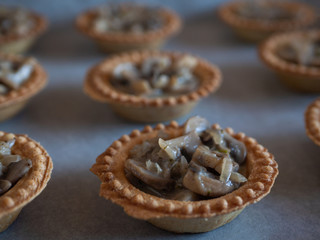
[
  {"x1": 259, "y1": 30, "x2": 320, "y2": 93},
  {"x1": 0, "y1": 131, "x2": 53, "y2": 232},
  {"x1": 305, "y1": 98, "x2": 320, "y2": 146},
  {"x1": 0, "y1": 54, "x2": 47, "y2": 122},
  {"x1": 218, "y1": 1, "x2": 316, "y2": 43},
  {"x1": 0, "y1": 10, "x2": 47, "y2": 54},
  {"x1": 83, "y1": 51, "x2": 222, "y2": 122},
  {"x1": 75, "y1": 5, "x2": 181, "y2": 53},
  {"x1": 90, "y1": 121, "x2": 278, "y2": 233}
]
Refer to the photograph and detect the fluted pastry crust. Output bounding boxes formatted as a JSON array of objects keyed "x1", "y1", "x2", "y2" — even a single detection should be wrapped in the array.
[
  {"x1": 84, "y1": 50, "x2": 221, "y2": 108},
  {"x1": 305, "y1": 98, "x2": 320, "y2": 146},
  {"x1": 0, "y1": 132, "x2": 53, "y2": 231},
  {"x1": 91, "y1": 121, "x2": 278, "y2": 232}
]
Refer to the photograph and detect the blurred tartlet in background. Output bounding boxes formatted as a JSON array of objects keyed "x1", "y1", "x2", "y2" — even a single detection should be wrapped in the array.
[
  {"x1": 0, "y1": 6, "x2": 47, "y2": 54},
  {"x1": 83, "y1": 51, "x2": 221, "y2": 122},
  {"x1": 76, "y1": 3, "x2": 181, "y2": 53},
  {"x1": 0, "y1": 54, "x2": 47, "y2": 122},
  {"x1": 259, "y1": 30, "x2": 320, "y2": 92},
  {"x1": 219, "y1": 0, "x2": 316, "y2": 43}
]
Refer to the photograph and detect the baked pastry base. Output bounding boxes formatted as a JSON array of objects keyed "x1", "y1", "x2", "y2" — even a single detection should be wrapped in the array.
[
  {"x1": 234, "y1": 28, "x2": 274, "y2": 43},
  {"x1": 96, "y1": 39, "x2": 164, "y2": 53},
  {"x1": 148, "y1": 208, "x2": 243, "y2": 233},
  {"x1": 0, "y1": 100, "x2": 27, "y2": 122},
  {"x1": 277, "y1": 73, "x2": 320, "y2": 93},
  {"x1": 0, "y1": 208, "x2": 21, "y2": 232},
  {"x1": 110, "y1": 101, "x2": 197, "y2": 122},
  {"x1": 0, "y1": 37, "x2": 36, "y2": 54}
]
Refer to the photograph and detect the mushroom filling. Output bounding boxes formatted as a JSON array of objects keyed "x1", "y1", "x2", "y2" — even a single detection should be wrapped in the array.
[
  {"x1": 125, "y1": 116, "x2": 247, "y2": 201},
  {"x1": 235, "y1": 1, "x2": 298, "y2": 21},
  {"x1": 0, "y1": 6, "x2": 35, "y2": 37},
  {"x1": 92, "y1": 4, "x2": 163, "y2": 34},
  {"x1": 277, "y1": 36, "x2": 320, "y2": 68},
  {"x1": 0, "y1": 57, "x2": 34, "y2": 95},
  {"x1": 110, "y1": 56, "x2": 199, "y2": 97},
  {"x1": 0, "y1": 139, "x2": 32, "y2": 196}
]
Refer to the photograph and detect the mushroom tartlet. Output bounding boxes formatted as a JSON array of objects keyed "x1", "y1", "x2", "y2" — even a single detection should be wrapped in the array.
[
  {"x1": 0, "y1": 132, "x2": 52, "y2": 232},
  {"x1": 76, "y1": 3, "x2": 181, "y2": 53},
  {"x1": 91, "y1": 116, "x2": 278, "y2": 233},
  {"x1": 219, "y1": 0, "x2": 316, "y2": 43},
  {"x1": 0, "y1": 54, "x2": 47, "y2": 122},
  {"x1": 259, "y1": 30, "x2": 320, "y2": 92},
  {"x1": 84, "y1": 51, "x2": 221, "y2": 122},
  {"x1": 0, "y1": 6, "x2": 47, "y2": 54}
]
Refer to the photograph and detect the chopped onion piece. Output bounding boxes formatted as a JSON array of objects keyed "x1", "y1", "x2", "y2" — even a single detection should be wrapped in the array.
[
  {"x1": 230, "y1": 172, "x2": 247, "y2": 183},
  {"x1": 184, "y1": 116, "x2": 210, "y2": 134},
  {"x1": 158, "y1": 138, "x2": 179, "y2": 159},
  {"x1": 146, "y1": 160, "x2": 162, "y2": 175},
  {"x1": 219, "y1": 157, "x2": 233, "y2": 182}
]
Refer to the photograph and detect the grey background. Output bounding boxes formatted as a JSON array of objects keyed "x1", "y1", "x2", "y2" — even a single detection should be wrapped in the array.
[{"x1": 0, "y1": 0, "x2": 320, "y2": 239}]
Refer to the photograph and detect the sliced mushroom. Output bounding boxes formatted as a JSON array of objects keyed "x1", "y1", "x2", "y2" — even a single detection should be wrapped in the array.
[
  {"x1": 183, "y1": 162, "x2": 235, "y2": 197},
  {"x1": 184, "y1": 116, "x2": 210, "y2": 134},
  {"x1": 0, "y1": 179, "x2": 11, "y2": 195},
  {"x1": 5, "y1": 158, "x2": 32, "y2": 184},
  {"x1": 224, "y1": 133, "x2": 247, "y2": 164},
  {"x1": 125, "y1": 158, "x2": 173, "y2": 190},
  {"x1": 192, "y1": 145, "x2": 224, "y2": 169},
  {"x1": 170, "y1": 155, "x2": 188, "y2": 180}
]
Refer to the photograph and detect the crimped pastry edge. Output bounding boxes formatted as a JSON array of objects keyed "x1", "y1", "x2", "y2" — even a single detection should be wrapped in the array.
[
  {"x1": 91, "y1": 121, "x2": 278, "y2": 221},
  {"x1": 0, "y1": 54, "x2": 47, "y2": 108},
  {"x1": 0, "y1": 132, "x2": 53, "y2": 218},
  {"x1": 83, "y1": 50, "x2": 222, "y2": 108}
]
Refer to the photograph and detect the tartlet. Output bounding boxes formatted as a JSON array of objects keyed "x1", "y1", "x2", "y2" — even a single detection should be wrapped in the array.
[
  {"x1": 305, "y1": 98, "x2": 320, "y2": 146},
  {"x1": 259, "y1": 30, "x2": 320, "y2": 92},
  {"x1": 83, "y1": 51, "x2": 222, "y2": 122},
  {"x1": 75, "y1": 4, "x2": 181, "y2": 53},
  {"x1": 0, "y1": 54, "x2": 47, "y2": 122},
  {"x1": 0, "y1": 6, "x2": 47, "y2": 54},
  {"x1": 90, "y1": 120, "x2": 278, "y2": 233},
  {"x1": 218, "y1": 1, "x2": 316, "y2": 43},
  {"x1": 0, "y1": 131, "x2": 53, "y2": 232}
]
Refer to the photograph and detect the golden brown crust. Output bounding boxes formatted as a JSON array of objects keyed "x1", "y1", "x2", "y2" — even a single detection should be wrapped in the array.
[
  {"x1": 0, "y1": 11, "x2": 47, "y2": 44},
  {"x1": 305, "y1": 98, "x2": 320, "y2": 146},
  {"x1": 219, "y1": 1, "x2": 316, "y2": 32},
  {"x1": 91, "y1": 122, "x2": 278, "y2": 221},
  {"x1": 75, "y1": 6, "x2": 181, "y2": 44},
  {"x1": 84, "y1": 50, "x2": 221, "y2": 108},
  {"x1": 259, "y1": 30, "x2": 320, "y2": 78},
  {"x1": 0, "y1": 54, "x2": 47, "y2": 108},
  {"x1": 0, "y1": 132, "x2": 53, "y2": 219}
]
